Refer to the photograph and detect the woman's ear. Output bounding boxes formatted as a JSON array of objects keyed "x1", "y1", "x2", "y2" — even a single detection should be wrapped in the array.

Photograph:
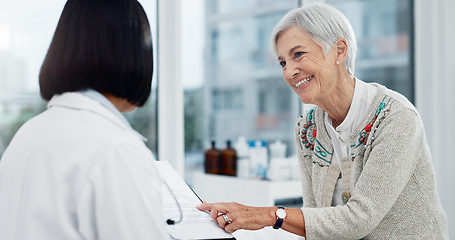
[{"x1": 335, "y1": 38, "x2": 348, "y2": 63}]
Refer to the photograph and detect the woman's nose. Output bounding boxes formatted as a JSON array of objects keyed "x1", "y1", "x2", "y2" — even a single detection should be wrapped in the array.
[{"x1": 285, "y1": 61, "x2": 300, "y2": 80}]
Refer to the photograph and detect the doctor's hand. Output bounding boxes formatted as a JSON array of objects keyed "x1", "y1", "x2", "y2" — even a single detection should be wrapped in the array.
[{"x1": 197, "y1": 202, "x2": 277, "y2": 233}]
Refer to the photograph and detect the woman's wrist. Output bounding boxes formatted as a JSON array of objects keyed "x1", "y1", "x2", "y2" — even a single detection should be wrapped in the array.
[
  {"x1": 251, "y1": 206, "x2": 278, "y2": 227},
  {"x1": 266, "y1": 206, "x2": 279, "y2": 227}
]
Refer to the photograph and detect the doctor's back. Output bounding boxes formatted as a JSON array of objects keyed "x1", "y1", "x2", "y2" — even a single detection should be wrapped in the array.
[{"x1": 0, "y1": 0, "x2": 170, "y2": 239}]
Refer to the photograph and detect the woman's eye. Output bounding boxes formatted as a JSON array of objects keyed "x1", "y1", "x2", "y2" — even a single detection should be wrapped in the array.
[
  {"x1": 279, "y1": 61, "x2": 286, "y2": 68},
  {"x1": 294, "y1": 52, "x2": 305, "y2": 58}
]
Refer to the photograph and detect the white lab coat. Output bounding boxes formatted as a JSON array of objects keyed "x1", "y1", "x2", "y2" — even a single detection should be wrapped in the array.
[{"x1": 0, "y1": 92, "x2": 171, "y2": 240}]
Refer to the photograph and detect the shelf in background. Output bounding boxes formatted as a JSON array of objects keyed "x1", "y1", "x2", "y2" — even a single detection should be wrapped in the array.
[{"x1": 192, "y1": 173, "x2": 302, "y2": 207}]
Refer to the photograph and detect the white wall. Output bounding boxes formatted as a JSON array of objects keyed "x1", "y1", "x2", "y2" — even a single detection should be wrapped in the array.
[{"x1": 415, "y1": 0, "x2": 455, "y2": 237}]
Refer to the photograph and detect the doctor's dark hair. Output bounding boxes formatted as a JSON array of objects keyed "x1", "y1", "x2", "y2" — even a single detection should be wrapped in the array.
[{"x1": 39, "y1": 0, "x2": 153, "y2": 106}]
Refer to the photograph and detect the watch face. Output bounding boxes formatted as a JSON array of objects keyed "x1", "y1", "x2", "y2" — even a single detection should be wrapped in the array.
[{"x1": 276, "y1": 208, "x2": 286, "y2": 219}]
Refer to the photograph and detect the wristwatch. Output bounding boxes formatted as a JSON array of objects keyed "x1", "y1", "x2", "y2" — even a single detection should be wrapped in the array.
[{"x1": 273, "y1": 206, "x2": 286, "y2": 229}]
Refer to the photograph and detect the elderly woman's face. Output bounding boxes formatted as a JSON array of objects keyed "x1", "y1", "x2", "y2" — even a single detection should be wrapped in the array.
[{"x1": 276, "y1": 26, "x2": 337, "y2": 105}]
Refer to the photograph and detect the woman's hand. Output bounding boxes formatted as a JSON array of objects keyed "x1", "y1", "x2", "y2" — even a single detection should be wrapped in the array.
[{"x1": 196, "y1": 202, "x2": 276, "y2": 233}]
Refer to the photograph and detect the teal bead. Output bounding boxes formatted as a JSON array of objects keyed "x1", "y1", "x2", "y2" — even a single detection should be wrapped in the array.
[
  {"x1": 315, "y1": 146, "x2": 321, "y2": 152},
  {"x1": 379, "y1": 103, "x2": 385, "y2": 109},
  {"x1": 321, "y1": 151, "x2": 327, "y2": 157},
  {"x1": 309, "y1": 109, "x2": 314, "y2": 114},
  {"x1": 309, "y1": 114, "x2": 312, "y2": 120}
]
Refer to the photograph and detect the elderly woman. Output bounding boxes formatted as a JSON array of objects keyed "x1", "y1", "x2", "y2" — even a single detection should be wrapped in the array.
[{"x1": 198, "y1": 3, "x2": 448, "y2": 239}]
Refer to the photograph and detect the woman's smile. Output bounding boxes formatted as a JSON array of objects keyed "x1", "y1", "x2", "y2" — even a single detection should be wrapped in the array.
[{"x1": 294, "y1": 75, "x2": 313, "y2": 89}]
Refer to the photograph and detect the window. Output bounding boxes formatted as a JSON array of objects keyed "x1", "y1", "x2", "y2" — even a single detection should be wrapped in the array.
[
  {"x1": 0, "y1": 2, "x2": 64, "y2": 154},
  {"x1": 327, "y1": 0, "x2": 414, "y2": 102},
  {"x1": 182, "y1": 0, "x2": 301, "y2": 185},
  {"x1": 0, "y1": 1, "x2": 158, "y2": 156}
]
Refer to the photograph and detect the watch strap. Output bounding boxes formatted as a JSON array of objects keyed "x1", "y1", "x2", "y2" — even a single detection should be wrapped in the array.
[{"x1": 273, "y1": 206, "x2": 285, "y2": 229}]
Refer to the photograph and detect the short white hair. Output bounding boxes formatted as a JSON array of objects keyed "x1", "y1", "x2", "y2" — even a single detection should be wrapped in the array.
[{"x1": 271, "y1": 3, "x2": 357, "y2": 76}]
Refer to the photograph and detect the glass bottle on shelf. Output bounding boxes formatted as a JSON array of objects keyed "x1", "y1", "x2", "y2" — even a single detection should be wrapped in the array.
[
  {"x1": 204, "y1": 141, "x2": 221, "y2": 174},
  {"x1": 221, "y1": 140, "x2": 237, "y2": 176}
]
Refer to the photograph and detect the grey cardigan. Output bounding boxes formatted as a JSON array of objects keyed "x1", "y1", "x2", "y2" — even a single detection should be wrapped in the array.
[{"x1": 295, "y1": 83, "x2": 448, "y2": 239}]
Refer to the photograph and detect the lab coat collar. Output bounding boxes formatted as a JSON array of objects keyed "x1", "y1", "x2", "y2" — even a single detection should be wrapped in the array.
[{"x1": 47, "y1": 91, "x2": 148, "y2": 142}]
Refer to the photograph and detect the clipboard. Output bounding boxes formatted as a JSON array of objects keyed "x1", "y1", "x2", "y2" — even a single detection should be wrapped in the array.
[{"x1": 153, "y1": 160, "x2": 236, "y2": 240}]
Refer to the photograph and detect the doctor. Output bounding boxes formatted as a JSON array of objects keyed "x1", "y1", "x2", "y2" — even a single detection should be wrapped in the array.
[{"x1": 0, "y1": 0, "x2": 171, "y2": 239}]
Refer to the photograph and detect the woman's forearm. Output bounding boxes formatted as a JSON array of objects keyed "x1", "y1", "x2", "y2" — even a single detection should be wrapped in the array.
[{"x1": 280, "y1": 207, "x2": 306, "y2": 237}]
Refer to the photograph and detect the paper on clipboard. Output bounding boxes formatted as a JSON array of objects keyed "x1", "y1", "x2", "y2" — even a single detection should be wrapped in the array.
[{"x1": 153, "y1": 161, "x2": 234, "y2": 240}]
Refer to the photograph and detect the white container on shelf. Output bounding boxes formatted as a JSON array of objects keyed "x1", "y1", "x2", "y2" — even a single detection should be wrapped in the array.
[
  {"x1": 267, "y1": 157, "x2": 291, "y2": 181},
  {"x1": 267, "y1": 140, "x2": 290, "y2": 180},
  {"x1": 235, "y1": 136, "x2": 250, "y2": 178},
  {"x1": 269, "y1": 140, "x2": 286, "y2": 159},
  {"x1": 248, "y1": 140, "x2": 268, "y2": 179}
]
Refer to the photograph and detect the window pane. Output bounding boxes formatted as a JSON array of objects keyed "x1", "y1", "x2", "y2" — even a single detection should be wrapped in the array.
[
  {"x1": 0, "y1": 2, "x2": 64, "y2": 154},
  {"x1": 327, "y1": 0, "x2": 414, "y2": 102},
  {"x1": 183, "y1": 0, "x2": 301, "y2": 185},
  {"x1": 0, "y1": 1, "x2": 158, "y2": 156}
]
